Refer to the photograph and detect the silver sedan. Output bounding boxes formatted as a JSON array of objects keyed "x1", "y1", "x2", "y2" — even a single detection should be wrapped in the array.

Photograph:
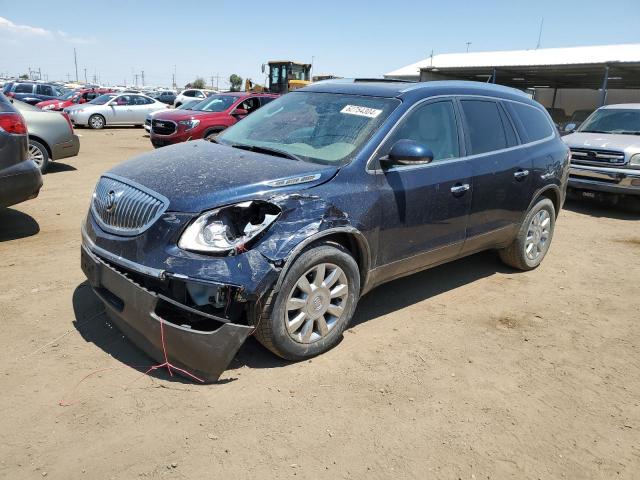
[{"x1": 64, "y1": 93, "x2": 167, "y2": 129}]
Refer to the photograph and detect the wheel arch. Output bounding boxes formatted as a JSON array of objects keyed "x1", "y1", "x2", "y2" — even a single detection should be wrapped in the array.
[
  {"x1": 203, "y1": 126, "x2": 226, "y2": 138},
  {"x1": 527, "y1": 185, "x2": 561, "y2": 220},
  {"x1": 272, "y1": 227, "x2": 371, "y2": 297}
]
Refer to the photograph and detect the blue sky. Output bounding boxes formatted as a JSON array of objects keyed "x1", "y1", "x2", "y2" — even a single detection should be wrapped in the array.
[{"x1": 0, "y1": 0, "x2": 638, "y2": 88}]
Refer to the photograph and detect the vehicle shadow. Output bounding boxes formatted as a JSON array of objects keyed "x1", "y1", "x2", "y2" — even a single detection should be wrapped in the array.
[
  {"x1": 0, "y1": 208, "x2": 40, "y2": 241},
  {"x1": 45, "y1": 163, "x2": 77, "y2": 174},
  {"x1": 564, "y1": 198, "x2": 640, "y2": 220},
  {"x1": 71, "y1": 282, "x2": 198, "y2": 385},
  {"x1": 72, "y1": 251, "x2": 514, "y2": 380},
  {"x1": 234, "y1": 250, "x2": 513, "y2": 370}
]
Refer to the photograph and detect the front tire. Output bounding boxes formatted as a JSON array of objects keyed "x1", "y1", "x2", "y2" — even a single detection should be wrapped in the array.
[
  {"x1": 28, "y1": 139, "x2": 49, "y2": 173},
  {"x1": 253, "y1": 243, "x2": 360, "y2": 360},
  {"x1": 499, "y1": 197, "x2": 556, "y2": 270},
  {"x1": 88, "y1": 114, "x2": 105, "y2": 130}
]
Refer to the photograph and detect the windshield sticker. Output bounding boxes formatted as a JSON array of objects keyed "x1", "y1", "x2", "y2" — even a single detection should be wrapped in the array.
[{"x1": 341, "y1": 105, "x2": 383, "y2": 118}]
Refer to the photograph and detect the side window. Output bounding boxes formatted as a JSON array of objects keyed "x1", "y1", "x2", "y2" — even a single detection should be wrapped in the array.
[
  {"x1": 460, "y1": 100, "x2": 507, "y2": 155},
  {"x1": 15, "y1": 83, "x2": 34, "y2": 93},
  {"x1": 85, "y1": 93, "x2": 98, "y2": 101},
  {"x1": 509, "y1": 102, "x2": 554, "y2": 142},
  {"x1": 37, "y1": 85, "x2": 54, "y2": 96},
  {"x1": 386, "y1": 100, "x2": 460, "y2": 162},
  {"x1": 184, "y1": 90, "x2": 195, "y2": 97},
  {"x1": 114, "y1": 95, "x2": 131, "y2": 106},
  {"x1": 498, "y1": 103, "x2": 519, "y2": 147},
  {"x1": 194, "y1": 91, "x2": 205, "y2": 98},
  {"x1": 239, "y1": 97, "x2": 260, "y2": 113}
]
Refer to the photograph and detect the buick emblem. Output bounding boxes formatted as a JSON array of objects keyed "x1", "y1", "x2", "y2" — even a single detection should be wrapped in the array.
[{"x1": 105, "y1": 190, "x2": 116, "y2": 212}]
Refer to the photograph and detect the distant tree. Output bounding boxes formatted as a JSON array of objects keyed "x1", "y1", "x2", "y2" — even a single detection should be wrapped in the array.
[
  {"x1": 229, "y1": 74, "x2": 243, "y2": 92},
  {"x1": 191, "y1": 77, "x2": 206, "y2": 89},
  {"x1": 19, "y1": 74, "x2": 28, "y2": 80}
]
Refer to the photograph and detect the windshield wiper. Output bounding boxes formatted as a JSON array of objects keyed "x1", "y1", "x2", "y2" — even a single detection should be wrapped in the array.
[
  {"x1": 615, "y1": 131, "x2": 640, "y2": 136},
  {"x1": 581, "y1": 130, "x2": 608, "y2": 133},
  {"x1": 229, "y1": 143, "x2": 301, "y2": 161}
]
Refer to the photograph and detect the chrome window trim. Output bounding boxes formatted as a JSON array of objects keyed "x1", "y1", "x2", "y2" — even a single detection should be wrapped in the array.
[{"x1": 366, "y1": 94, "x2": 556, "y2": 175}]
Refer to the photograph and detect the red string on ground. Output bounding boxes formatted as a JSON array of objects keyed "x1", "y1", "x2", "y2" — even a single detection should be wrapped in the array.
[{"x1": 59, "y1": 318, "x2": 204, "y2": 406}]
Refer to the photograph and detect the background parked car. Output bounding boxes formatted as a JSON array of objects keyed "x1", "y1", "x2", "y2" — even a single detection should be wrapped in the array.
[
  {"x1": 0, "y1": 93, "x2": 43, "y2": 208},
  {"x1": 13, "y1": 100, "x2": 80, "y2": 173},
  {"x1": 36, "y1": 88, "x2": 114, "y2": 111},
  {"x1": 173, "y1": 88, "x2": 215, "y2": 107},
  {"x1": 144, "y1": 99, "x2": 200, "y2": 132},
  {"x1": 64, "y1": 93, "x2": 167, "y2": 129},
  {"x1": 152, "y1": 91, "x2": 177, "y2": 105},
  {"x1": 2, "y1": 82, "x2": 69, "y2": 105},
  {"x1": 150, "y1": 92, "x2": 277, "y2": 147},
  {"x1": 561, "y1": 109, "x2": 595, "y2": 135}
]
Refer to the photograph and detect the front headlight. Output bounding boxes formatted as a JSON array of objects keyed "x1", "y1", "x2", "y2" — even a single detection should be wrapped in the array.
[
  {"x1": 178, "y1": 201, "x2": 280, "y2": 254},
  {"x1": 630, "y1": 153, "x2": 640, "y2": 168},
  {"x1": 178, "y1": 119, "x2": 200, "y2": 131}
]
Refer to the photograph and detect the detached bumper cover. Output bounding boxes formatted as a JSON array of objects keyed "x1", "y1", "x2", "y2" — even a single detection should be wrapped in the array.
[
  {"x1": 81, "y1": 244, "x2": 254, "y2": 383},
  {"x1": 0, "y1": 159, "x2": 43, "y2": 208},
  {"x1": 569, "y1": 164, "x2": 640, "y2": 195}
]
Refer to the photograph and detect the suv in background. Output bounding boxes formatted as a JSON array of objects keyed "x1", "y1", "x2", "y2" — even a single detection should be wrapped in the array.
[
  {"x1": 150, "y1": 92, "x2": 277, "y2": 147},
  {"x1": 2, "y1": 82, "x2": 67, "y2": 105},
  {"x1": 36, "y1": 88, "x2": 114, "y2": 111},
  {"x1": 563, "y1": 104, "x2": 640, "y2": 201},
  {"x1": 173, "y1": 89, "x2": 215, "y2": 107},
  {"x1": 153, "y1": 91, "x2": 177, "y2": 105},
  {"x1": 81, "y1": 80, "x2": 569, "y2": 382},
  {"x1": 0, "y1": 94, "x2": 43, "y2": 208}
]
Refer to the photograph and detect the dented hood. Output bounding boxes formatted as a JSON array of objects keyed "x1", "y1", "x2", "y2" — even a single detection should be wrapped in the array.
[{"x1": 108, "y1": 140, "x2": 338, "y2": 213}]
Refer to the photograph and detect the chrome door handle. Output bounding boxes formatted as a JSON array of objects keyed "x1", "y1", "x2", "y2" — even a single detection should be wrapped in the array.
[
  {"x1": 450, "y1": 183, "x2": 470, "y2": 195},
  {"x1": 514, "y1": 169, "x2": 530, "y2": 180}
]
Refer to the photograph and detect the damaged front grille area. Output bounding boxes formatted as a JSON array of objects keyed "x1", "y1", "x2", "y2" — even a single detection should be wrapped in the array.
[{"x1": 95, "y1": 253, "x2": 248, "y2": 330}]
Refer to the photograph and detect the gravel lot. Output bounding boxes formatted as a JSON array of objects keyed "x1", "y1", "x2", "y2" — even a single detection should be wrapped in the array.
[{"x1": 1, "y1": 128, "x2": 639, "y2": 479}]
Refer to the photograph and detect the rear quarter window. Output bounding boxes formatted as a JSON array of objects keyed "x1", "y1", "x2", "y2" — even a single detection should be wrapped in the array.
[{"x1": 507, "y1": 102, "x2": 554, "y2": 143}]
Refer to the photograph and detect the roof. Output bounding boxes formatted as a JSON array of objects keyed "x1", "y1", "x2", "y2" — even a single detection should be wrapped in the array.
[
  {"x1": 385, "y1": 44, "x2": 640, "y2": 79},
  {"x1": 601, "y1": 103, "x2": 640, "y2": 110},
  {"x1": 301, "y1": 79, "x2": 530, "y2": 103}
]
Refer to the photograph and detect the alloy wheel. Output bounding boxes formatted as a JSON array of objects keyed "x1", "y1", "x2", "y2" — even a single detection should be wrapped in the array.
[
  {"x1": 28, "y1": 143, "x2": 45, "y2": 167},
  {"x1": 285, "y1": 263, "x2": 349, "y2": 344},
  {"x1": 525, "y1": 209, "x2": 551, "y2": 261}
]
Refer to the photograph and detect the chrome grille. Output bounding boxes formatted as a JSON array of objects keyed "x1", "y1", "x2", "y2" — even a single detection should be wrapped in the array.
[
  {"x1": 91, "y1": 175, "x2": 169, "y2": 236},
  {"x1": 570, "y1": 147, "x2": 626, "y2": 166}
]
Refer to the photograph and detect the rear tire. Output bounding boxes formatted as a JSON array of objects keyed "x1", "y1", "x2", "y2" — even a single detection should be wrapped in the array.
[
  {"x1": 88, "y1": 114, "x2": 105, "y2": 130},
  {"x1": 499, "y1": 198, "x2": 556, "y2": 270},
  {"x1": 28, "y1": 139, "x2": 49, "y2": 173},
  {"x1": 253, "y1": 243, "x2": 360, "y2": 360}
]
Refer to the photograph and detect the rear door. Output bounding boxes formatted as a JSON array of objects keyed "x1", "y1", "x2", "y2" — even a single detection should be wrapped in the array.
[
  {"x1": 375, "y1": 98, "x2": 472, "y2": 273},
  {"x1": 458, "y1": 98, "x2": 533, "y2": 253}
]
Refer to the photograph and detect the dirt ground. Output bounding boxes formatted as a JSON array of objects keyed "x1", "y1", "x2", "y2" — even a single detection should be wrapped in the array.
[{"x1": 0, "y1": 128, "x2": 639, "y2": 480}]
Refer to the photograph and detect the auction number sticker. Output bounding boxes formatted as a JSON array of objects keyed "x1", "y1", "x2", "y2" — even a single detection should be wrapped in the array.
[{"x1": 341, "y1": 105, "x2": 383, "y2": 118}]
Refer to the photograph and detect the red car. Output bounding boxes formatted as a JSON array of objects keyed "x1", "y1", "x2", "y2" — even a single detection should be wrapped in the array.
[
  {"x1": 36, "y1": 88, "x2": 114, "y2": 111},
  {"x1": 150, "y1": 92, "x2": 278, "y2": 147}
]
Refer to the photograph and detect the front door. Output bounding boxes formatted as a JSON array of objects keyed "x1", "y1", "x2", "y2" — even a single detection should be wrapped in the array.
[
  {"x1": 107, "y1": 95, "x2": 134, "y2": 123},
  {"x1": 375, "y1": 99, "x2": 472, "y2": 276}
]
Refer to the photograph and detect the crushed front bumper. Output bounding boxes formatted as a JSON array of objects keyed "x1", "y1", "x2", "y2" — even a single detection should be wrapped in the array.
[{"x1": 81, "y1": 244, "x2": 255, "y2": 383}]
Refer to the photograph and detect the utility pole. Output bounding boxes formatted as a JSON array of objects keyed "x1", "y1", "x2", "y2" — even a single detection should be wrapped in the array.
[
  {"x1": 134, "y1": 74, "x2": 139, "y2": 87},
  {"x1": 38, "y1": 67, "x2": 42, "y2": 80},
  {"x1": 311, "y1": 55, "x2": 315, "y2": 79},
  {"x1": 141, "y1": 70, "x2": 145, "y2": 87},
  {"x1": 74, "y1": 48, "x2": 79, "y2": 82},
  {"x1": 536, "y1": 17, "x2": 544, "y2": 49},
  {"x1": 84, "y1": 68, "x2": 87, "y2": 84},
  {"x1": 466, "y1": 42, "x2": 471, "y2": 52},
  {"x1": 173, "y1": 64, "x2": 177, "y2": 89}
]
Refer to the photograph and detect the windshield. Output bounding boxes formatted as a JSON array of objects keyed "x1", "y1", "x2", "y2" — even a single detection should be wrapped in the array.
[
  {"x1": 579, "y1": 108, "x2": 640, "y2": 135},
  {"x1": 178, "y1": 100, "x2": 199, "y2": 110},
  {"x1": 194, "y1": 95, "x2": 238, "y2": 112},
  {"x1": 89, "y1": 94, "x2": 117, "y2": 105},
  {"x1": 217, "y1": 92, "x2": 399, "y2": 165}
]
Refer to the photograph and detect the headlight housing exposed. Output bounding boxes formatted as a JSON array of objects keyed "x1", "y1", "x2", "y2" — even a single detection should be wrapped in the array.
[
  {"x1": 630, "y1": 153, "x2": 640, "y2": 169},
  {"x1": 179, "y1": 201, "x2": 280, "y2": 254},
  {"x1": 178, "y1": 119, "x2": 200, "y2": 131}
]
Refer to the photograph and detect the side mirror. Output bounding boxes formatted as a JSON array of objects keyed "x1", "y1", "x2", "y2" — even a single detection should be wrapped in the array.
[
  {"x1": 382, "y1": 139, "x2": 434, "y2": 167},
  {"x1": 564, "y1": 123, "x2": 577, "y2": 133},
  {"x1": 232, "y1": 108, "x2": 248, "y2": 116}
]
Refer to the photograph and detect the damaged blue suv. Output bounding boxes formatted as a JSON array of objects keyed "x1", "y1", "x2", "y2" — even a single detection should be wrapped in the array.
[{"x1": 81, "y1": 80, "x2": 569, "y2": 382}]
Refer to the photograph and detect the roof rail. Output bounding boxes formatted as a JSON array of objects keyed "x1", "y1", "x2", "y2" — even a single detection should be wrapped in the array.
[{"x1": 353, "y1": 78, "x2": 417, "y2": 83}]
